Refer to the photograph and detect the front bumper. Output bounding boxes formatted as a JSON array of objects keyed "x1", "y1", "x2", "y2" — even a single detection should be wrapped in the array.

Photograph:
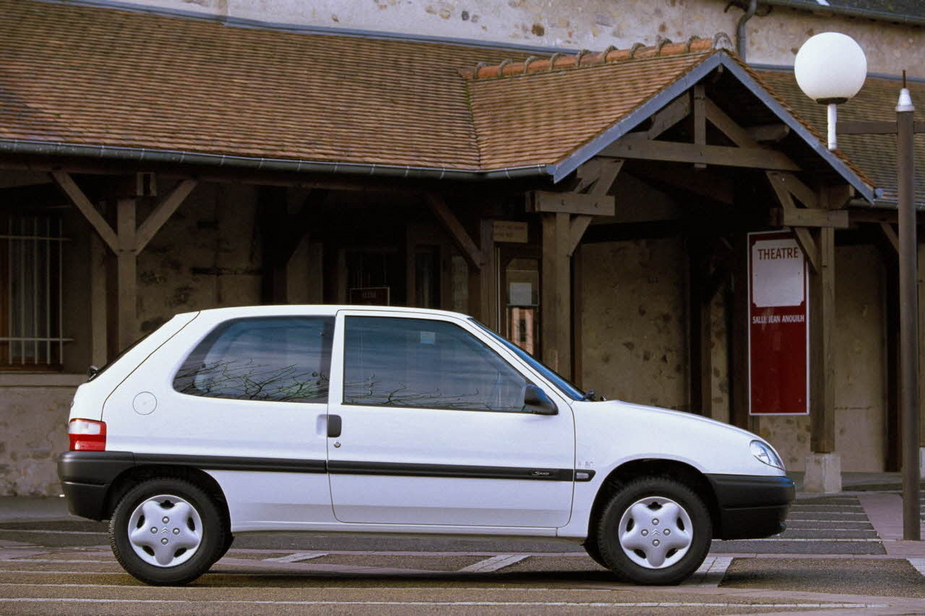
[
  {"x1": 58, "y1": 451, "x2": 135, "y2": 520},
  {"x1": 706, "y1": 474, "x2": 795, "y2": 540}
]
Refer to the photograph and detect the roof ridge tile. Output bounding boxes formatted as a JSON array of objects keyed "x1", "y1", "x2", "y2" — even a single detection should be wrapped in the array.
[{"x1": 459, "y1": 32, "x2": 733, "y2": 80}]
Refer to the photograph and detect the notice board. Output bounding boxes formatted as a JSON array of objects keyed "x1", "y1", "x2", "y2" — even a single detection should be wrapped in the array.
[{"x1": 748, "y1": 231, "x2": 809, "y2": 415}]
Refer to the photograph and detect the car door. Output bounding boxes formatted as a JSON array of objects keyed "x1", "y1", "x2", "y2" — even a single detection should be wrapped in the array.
[
  {"x1": 326, "y1": 309, "x2": 576, "y2": 528},
  {"x1": 107, "y1": 312, "x2": 336, "y2": 528}
]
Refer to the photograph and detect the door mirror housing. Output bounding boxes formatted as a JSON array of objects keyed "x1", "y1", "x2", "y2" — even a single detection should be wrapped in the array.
[{"x1": 524, "y1": 384, "x2": 558, "y2": 415}]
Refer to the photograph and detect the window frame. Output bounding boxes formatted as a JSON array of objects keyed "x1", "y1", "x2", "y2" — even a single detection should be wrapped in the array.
[
  {"x1": 172, "y1": 316, "x2": 334, "y2": 404},
  {"x1": 340, "y1": 314, "x2": 535, "y2": 414}
]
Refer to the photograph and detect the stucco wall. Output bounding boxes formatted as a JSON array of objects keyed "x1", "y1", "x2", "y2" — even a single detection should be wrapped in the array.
[
  {"x1": 112, "y1": 0, "x2": 924, "y2": 77},
  {"x1": 755, "y1": 244, "x2": 888, "y2": 472},
  {"x1": 579, "y1": 238, "x2": 689, "y2": 411},
  {"x1": 0, "y1": 376, "x2": 83, "y2": 496}
]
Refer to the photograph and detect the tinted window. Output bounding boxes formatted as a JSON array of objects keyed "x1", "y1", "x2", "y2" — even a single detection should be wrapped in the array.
[
  {"x1": 174, "y1": 317, "x2": 333, "y2": 403},
  {"x1": 343, "y1": 316, "x2": 528, "y2": 412}
]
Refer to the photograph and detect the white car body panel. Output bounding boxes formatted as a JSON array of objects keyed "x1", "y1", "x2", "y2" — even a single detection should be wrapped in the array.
[{"x1": 65, "y1": 304, "x2": 789, "y2": 539}]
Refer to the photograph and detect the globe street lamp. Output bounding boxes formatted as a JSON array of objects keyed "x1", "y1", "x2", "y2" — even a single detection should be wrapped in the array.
[{"x1": 795, "y1": 33, "x2": 921, "y2": 541}]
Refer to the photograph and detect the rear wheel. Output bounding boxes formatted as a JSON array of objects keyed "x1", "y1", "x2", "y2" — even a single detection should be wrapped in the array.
[
  {"x1": 110, "y1": 478, "x2": 226, "y2": 585},
  {"x1": 596, "y1": 476, "x2": 711, "y2": 585}
]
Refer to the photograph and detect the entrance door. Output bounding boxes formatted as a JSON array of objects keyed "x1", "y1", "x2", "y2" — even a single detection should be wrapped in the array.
[{"x1": 326, "y1": 310, "x2": 575, "y2": 527}]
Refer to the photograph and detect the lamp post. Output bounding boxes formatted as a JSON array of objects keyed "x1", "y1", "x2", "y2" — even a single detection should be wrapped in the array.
[{"x1": 795, "y1": 33, "x2": 921, "y2": 541}]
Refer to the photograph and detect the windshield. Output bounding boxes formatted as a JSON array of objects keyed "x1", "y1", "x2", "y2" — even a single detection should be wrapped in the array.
[{"x1": 470, "y1": 318, "x2": 585, "y2": 401}]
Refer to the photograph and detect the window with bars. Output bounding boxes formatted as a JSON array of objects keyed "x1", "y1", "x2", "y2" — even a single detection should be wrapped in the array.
[{"x1": 0, "y1": 214, "x2": 69, "y2": 368}]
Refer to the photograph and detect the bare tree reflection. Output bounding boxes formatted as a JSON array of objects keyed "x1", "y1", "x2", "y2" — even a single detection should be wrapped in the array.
[{"x1": 176, "y1": 359, "x2": 328, "y2": 402}]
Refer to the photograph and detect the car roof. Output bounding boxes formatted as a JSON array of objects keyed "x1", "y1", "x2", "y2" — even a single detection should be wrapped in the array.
[{"x1": 177, "y1": 304, "x2": 471, "y2": 321}]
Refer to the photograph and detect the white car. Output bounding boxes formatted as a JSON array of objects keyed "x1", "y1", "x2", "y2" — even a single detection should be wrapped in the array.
[{"x1": 59, "y1": 305, "x2": 793, "y2": 586}]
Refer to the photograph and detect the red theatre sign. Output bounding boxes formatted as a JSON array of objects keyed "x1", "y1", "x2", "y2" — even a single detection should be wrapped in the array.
[{"x1": 748, "y1": 231, "x2": 809, "y2": 416}]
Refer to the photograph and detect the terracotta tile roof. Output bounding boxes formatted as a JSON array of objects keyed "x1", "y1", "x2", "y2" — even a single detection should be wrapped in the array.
[
  {"x1": 0, "y1": 0, "x2": 882, "y2": 200},
  {"x1": 463, "y1": 37, "x2": 726, "y2": 169},
  {"x1": 0, "y1": 0, "x2": 522, "y2": 171},
  {"x1": 759, "y1": 70, "x2": 925, "y2": 205}
]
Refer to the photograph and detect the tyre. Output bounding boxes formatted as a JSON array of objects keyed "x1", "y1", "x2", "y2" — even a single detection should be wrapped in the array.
[
  {"x1": 582, "y1": 539, "x2": 608, "y2": 569},
  {"x1": 109, "y1": 478, "x2": 226, "y2": 585},
  {"x1": 596, "y1": 476, "x2": 711, "y2": 585}
]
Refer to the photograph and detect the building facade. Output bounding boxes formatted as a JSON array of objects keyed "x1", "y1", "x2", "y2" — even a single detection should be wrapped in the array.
[{"x1": 0, "y1": 0, "x2": 922, "y2": 495}]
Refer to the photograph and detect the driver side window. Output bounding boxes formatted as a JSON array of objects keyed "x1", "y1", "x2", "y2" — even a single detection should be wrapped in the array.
[{"x1": 343, "y1": 316, "x2": 528, "y2": 412}]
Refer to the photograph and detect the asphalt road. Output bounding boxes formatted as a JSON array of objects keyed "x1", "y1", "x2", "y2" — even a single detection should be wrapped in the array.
[{"x1": 1, "y1": 494, "x2": 924, "y2": 615}]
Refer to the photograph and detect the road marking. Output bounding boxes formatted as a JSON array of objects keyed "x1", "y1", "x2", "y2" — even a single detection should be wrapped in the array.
[
  {"x1": 909, "y1": 558, "x2": 925, "y2": 577},
  {"x1": 0, "y1": 529, "x2": 107, "y2": 536},
  {"x1": 0, "y1": 598, "x2": 890, "y2": 609},
  {"x1": 457, "y1": 554, "x2": 529, "y2": 573},
  {"x1": 728, "y1": 538, "x2": 882, "y2": 542},
  {"x1": 686, "y1": 556, "x2": 731, "y2": 587},
  {"x1": 263, "y1": 552, "x2": 327, "y2": 563}
]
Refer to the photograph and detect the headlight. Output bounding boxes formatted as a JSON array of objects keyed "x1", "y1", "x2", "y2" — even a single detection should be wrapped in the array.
[{"x1": 750, "y1": 440, "x2": 784, "y2": 470}]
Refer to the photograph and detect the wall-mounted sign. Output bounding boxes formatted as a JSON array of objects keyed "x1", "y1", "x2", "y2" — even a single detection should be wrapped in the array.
[
  {"x1": 349, "y1": 286, "x2": 390, "y2": 306},
  {"x1": 493, "y1": 221, "x2": 528, "y2": 243},
  {"x1": 748, "y1": 231, "x2": 809, "y2": 416}
]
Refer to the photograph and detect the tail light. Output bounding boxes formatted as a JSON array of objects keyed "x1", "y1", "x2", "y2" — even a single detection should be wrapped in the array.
[{"x1": 68, "y1": 419, "x2": 106, "y2": 451}]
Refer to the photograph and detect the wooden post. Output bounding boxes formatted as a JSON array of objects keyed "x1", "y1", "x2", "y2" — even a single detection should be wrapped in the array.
[
  {"x1": 115, "y1": 198, "x2": 138, "y2": 351},
  {"x1": 810, "y1": 226, "x2": 836, "y2": 453},
  {"x1": 542, "y1": 212, "x2": 571, "y2": 377},
  {"x1": 479, "y1": 219, "x2": 497, "y2": 330},
  {"x1": 689, "y1": 239, "x2": 713, "y2": 416},
  {"x1": 730, "y1": 233, "x2": 750, "y2": 429}
]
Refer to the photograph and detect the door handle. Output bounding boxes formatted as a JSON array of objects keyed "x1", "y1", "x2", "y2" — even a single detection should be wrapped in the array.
[{"x1": 327, "y1": 414, "x2": 342, "y2": 438}]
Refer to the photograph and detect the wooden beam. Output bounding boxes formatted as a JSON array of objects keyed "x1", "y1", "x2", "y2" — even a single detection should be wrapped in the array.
[
  {"x1": 766, "y1": 172, "x2": 821, "y2": 273},
  {"x1": 810, "y1": 226, "x2": 836, "y2": 453},
  {"x1": 576, "y1": 158, "x2": 624, "y2": 196},
  {"x1": 541, "y1": 212, "x2": 572, "y2": 376},
  {"x1": 602, "y1": 139, "x2": 800, "y2": 171},
  {"x1": 568, "y1": 215, "x2": 592, "y2": 257},
  {"x1": 425, "y1": 193, "x2": 486, "y2": 269},
  {"x1": 747, "y1": 123, "x2": 790, "y2": 143},
  {"x1": 704, "y1": 99, "x2": 759, "y2": 148},
  {"x1": 115, "y1": 198, "x2": 138, "y2": 351},
  {"x1": 638, "y1": 94, "x2": 692, "y2": 140},
  {"x1": 631, "y1": 165, "x2": 734, "y2": 205},
  {"x1": 778, "y1": 208, "x2": 849, "y2": 229},
  {"x1": 136, "y1": 179, "x2": 197, "y2": 253},
  {"x1": 838, "y1": 120, "x2": 925, "y2": 135},
  {"x1": 689, "y1": 239, "x2": 713, "y2": 417},
  {"x1": 51, "y1": 170, "x2": 118, "y2": 251},
  {"x1": 881, "y1": 222, "x2": 900, "y2": 253},
  {"x1": 528, "y1": 191, "x2": 615, "y2": 216},
  {"x1": 771, "y1": 171, "x2": 818, "y2": 209},
  {"x1": 693, "y1": 86, "x2": 707, "y2": 170}
]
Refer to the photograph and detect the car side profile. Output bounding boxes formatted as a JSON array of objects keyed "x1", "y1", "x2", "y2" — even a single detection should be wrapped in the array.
[{"x1": 58, "y1": 305, "x2": 794, "y2": 586}]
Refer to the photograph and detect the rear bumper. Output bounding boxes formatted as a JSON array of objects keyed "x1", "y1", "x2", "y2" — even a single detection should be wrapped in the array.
[
  {"x1": 706, "y1": 474, "x2": 795, "y2": 540},
  {"x1": 57, "y1": 451, "x2": 135, "y2": 520}
]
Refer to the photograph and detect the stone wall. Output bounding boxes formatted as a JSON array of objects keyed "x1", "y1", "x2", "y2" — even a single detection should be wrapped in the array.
[
  {"x1": 0, "y1": 375, "x2": 83, "y2": 496},
  {"x1": 579, "y1": 238, "x2": 690, "y2": 412}
]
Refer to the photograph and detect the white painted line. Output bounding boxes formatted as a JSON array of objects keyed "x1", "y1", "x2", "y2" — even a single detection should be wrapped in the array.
[
  {"x1": 458, "y1": 554, "x2": 529, "y2": 573},
  {"x1": 263, "y1": 552, "x2": 327, "y2": 563},
  {"x1": 686, "y1": 556, "x2": 732, "y2": 587},
  {"x1": 726, "y1": 538, "x2": 882, "y2": 542},
  {"x1": 909, "y1": 558, "x2": 925, "y2": 577},
  {"x1": 0, "y1": 598, "x2": 890, "y2": 608},
  {"x1": 0, "y1": 529, "x2": 107, "y2": 536}
]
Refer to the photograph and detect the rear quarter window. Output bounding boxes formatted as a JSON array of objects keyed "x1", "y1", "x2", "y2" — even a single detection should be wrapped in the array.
[{"x1": 173, "y1": 317, "x2": 334, "y2": 403}]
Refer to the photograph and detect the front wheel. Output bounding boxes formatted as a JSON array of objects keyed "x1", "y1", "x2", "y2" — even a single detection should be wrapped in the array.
[
  {"x1": 110, "y1": 478, "x2": 226, "y2": 585},
  {"x1": 596, "y1": 476, "x2": 711, "y2": 585}
]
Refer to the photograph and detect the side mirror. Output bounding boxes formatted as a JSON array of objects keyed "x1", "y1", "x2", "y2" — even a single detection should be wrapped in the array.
[{"x1": 524, "y1": 384, "x2": 558, "y2": 415}]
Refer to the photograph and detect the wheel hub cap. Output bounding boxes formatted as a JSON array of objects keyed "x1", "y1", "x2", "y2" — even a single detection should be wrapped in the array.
[
  {"x1": 617, "y1": 496, "x2": 693, "y2": 569},
  {"x1": 127, "y1": 495, "x2": 202, "y2": 567}
]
